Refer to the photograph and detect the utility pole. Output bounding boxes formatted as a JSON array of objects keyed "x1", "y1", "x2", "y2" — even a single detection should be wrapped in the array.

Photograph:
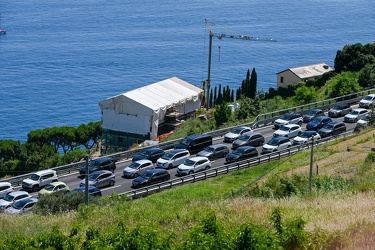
[
  {"x1": 309, "y1": 136, "x2": 314, "y2": 192},
  {"x1": 85, "y1": 155, "x2": 89, "y2": 205}
]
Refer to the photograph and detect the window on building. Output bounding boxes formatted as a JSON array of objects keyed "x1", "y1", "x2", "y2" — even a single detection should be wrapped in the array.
[{"x1": 280, "y1": 77, "x2": 284, "y2": 83}]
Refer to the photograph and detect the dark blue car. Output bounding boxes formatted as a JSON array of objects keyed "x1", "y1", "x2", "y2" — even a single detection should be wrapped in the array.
[{"x1": 306, "y1": 116, "x2": 332, "y2": 131}]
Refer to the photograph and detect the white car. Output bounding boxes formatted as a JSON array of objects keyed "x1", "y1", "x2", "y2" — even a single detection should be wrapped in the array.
[
  {"x1": 22, "y1": 169, "x2": 58, "y2": 191},
  {"x1": 273, "y1": 124, "x2": 301, "y2": 138},
  {"x1": 358, "y1": 94, "x2": 375, "y2": 109},
  {"x1": 0, "y1": 182, "x2": 14, "y2": 199},
  {"x1": 156, "y1": 149, "x2": 190, "y2": 169},
  {"x1": 122, "y1": 159, "x2": 154, "y2": 178},
  {"x1": 344, "y1": 108, "x2": 369, "y2": 123},
  {"x1": 223, "y1": 126, "x2": 253, "y2": 142},
  {"x1": 262, "y1": 137, "x2": 291, "y2": 154},
  {"x1": 0, "y1": 191, "x2": 32, "y2": 211},
  {"x1": 356, "y1": 113, "x2": 372, "y2": 127},
  {"x1": 177, "y1": 156, "x2": 211, "y2": 176},
  {"x1": 293, "y1": 131, "x2": 321, "y2": 145},
  {"x1": 273, "y1": 113, "x2": 303, "y2": 129}
]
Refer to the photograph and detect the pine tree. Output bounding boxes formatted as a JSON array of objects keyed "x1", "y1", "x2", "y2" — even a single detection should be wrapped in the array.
[{"x1": 249, "y1": 67, "x2": 258, "y2": 99}]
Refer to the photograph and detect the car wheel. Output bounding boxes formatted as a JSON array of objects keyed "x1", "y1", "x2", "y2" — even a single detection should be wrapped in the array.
[
  {"x1": 33, "y1": 185, "x2": 39, "y2": 192},
  {"x1": 205, "y1": 166, "x2": 210, "y2": 170},
  {"x1": 189, "y1": 171, "x2": 194, "y2": 175},
  {"x1": 133, "y1": 173, "x2": 138, "y2": 178},
  {"x1": 298, "y1": 121, "x2": 302, "y2": 126},
  {"x1": 354, "y1": 118, "x2": 358, "y2": 122},
  {"x1": 109, "y1": 180, "x2": 115, "y2": 186},
  {"x1": 168, "y1": 164, "x2": 173, "y2": 169}
]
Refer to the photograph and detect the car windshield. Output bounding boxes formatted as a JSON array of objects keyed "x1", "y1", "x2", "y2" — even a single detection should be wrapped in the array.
[
  {"x1": 267, "y1": 139, "x2": 280, "y2": 146},
  {"x1": 183, "y1": 159, "x2": 196, "y2": 166},
  {"x1": 231, "y1": 127, "x2": 244, "y2": 134},
  {"x1": 311, "y1": 117, "x2": 323, "y2": 123},
  {"x1": 203, "y1": 146, "x2": 214, "y2": 153},
  {"x1": 279, "y1": 126, "x2": 291, "y2": 131},
  {"x1": 349, "y1": 110, "x2": 359, "y2": 115},
  {"x1": 161, "y1": 152, "x2": 175, "y2": 160},
  {"x1": 332, "y1": 106, "x2": 342, "y2": 110},
  {"x1": 140, "y1": 150, "x2": 152, "y2": 157},
  {"x1": 140, "y1": 172, "x2": 153, "y2": 179},
  {"x1": 3, "y1": 193, "x2": 15, "y2": 202},
  {"x1": 12, "y1": 200, "x2": 26, "y2": 210},
  {"x1": 88, "y1": 173, "x2": 101, "y2": 181},
  {"x1": 232, "y1": 147, "x2": 247, "y2": 155},
  {"x1": 361, "y1": 115, "x2": 370, "y2": 121},
  {"x1": 280, "y1": 114, "x2": 292, "y2": 120},
  {"x1": 363, "y1": 96, "x2": 373, "y2": 101},
  {"x1": 179, "y1": 138, "x2": 192, "y2": 146},
  {"x1": 89, "y1": 160, "x2": 101, "y2": 167},
  {"x1": 128, "y1": 162, "x2": 140, "y2": 169},
  {"x1": 238, "y1": 134, "x2": 250, "y2": 141},
  {"x1": 299, "y1": 132, "x2": 314, "y2": 138},
  {"x1": 323, "y1": 124, "x2": 334, "y2": 129},
  {"x1": 43, "y1": 184, "x2": 55, "y2": 191},
  {"x1": 29, "y1": 174, "x2": 40, "y2": 181}
]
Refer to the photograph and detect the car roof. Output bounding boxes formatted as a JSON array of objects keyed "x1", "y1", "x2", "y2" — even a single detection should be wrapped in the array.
[
  {"x1": 7, "y1": 191, "x2": 29, "y2": 196},
  {"x1": 168, "y1": 149, "x2": 189, "y2": 154},
  {"x1": 146, "y1": 169, "x2": 168, "y2": 174},
  {"x1": 184, "y1": 133, "x2": 212, "y2": 139},
  {"x1": 47, "y1": 181, "x2": 66, "y2": 186},
  {"x1": 91, "y1": 170, "x2": 113, "y2": 175},
  {"x1": 235, "y1": 145, "x2": 256, "y2": 150},
  {"x1": 33, "y1": 169, "x2": 56, "y2": 175},
  {"x1": 92, "y1": 157, "x2": 113, "y2": 163},
  {"x1": 206, "y1": 143, "x2": 227, "y2": 149},
  {"x1": 0, "y1": 182, "x2": 12, "y2": 187},
  {"x1": 301, "y1": 130, "x2": 317, "y2": 135},
  {"x1": 243, "y1": 131, "x2": 263, "y2": 136},
  {"x1": 365, "y1": 94, "x2": 375, "y2": 97},
  {"x1": 188, "y1": 156, "x2": 209, "y2": 161},
  {"x1": 14, "y1": 197, "x2": 38, "y2": 206},
  {"x1": 133, "y1": 159, "x2": 153, "y2": 164},
  {"x1": 280, "y1": 124, "x2": 299, "y2": 128},
  {"x1": 352, "y1": 108, "x2": 367, "y2": 112}
]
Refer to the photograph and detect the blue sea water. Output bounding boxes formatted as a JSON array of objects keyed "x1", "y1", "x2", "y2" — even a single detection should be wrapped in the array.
[{"x1": 0, "y1": 0, "x2": 374, "y2": 142}]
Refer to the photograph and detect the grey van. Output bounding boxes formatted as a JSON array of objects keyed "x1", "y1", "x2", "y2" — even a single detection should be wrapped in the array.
[{"x1": 174, "y1": 134, "x2": 213, "y2": 154}]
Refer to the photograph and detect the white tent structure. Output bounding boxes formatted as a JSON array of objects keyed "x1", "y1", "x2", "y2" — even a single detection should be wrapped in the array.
[{"x1": 99, "y1": 77, "x2": 202, "y2": 149}]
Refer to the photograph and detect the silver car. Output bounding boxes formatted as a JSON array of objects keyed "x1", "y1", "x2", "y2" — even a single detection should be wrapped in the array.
[
  {"x1": 80, "y1": 170, "x2": 115, "y2": 188},
  {"x1": 123, "y1": 159, "x2": 154, "y2": 178},
  {"x1": 0, "y1": 191, "x2": 32, "y2": 211}
]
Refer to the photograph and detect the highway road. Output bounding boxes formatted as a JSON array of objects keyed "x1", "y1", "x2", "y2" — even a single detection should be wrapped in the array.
[{"x1": 20, "y1": 113, "x2": 358, "y2": 198}]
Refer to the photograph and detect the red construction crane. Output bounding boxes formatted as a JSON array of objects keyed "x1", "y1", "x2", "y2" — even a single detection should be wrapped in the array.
[{"x1": 203, "y1": 19, "x2": 276, "y2": 110}]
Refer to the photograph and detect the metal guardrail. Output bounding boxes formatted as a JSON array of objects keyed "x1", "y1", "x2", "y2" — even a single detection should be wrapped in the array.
[
  {"x1": 3, "y1": 87, "x2": 374, "y2": 187},
  {"x1": 125, "y1": 131, "x2": 355, "y2": 199}
]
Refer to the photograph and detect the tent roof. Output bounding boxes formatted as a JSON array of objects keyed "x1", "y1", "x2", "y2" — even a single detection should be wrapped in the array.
[{"x1": 99, "y1": 77, "x2": 202, "y2": 113}]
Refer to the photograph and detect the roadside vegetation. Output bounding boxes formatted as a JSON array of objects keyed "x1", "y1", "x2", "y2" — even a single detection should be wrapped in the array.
[{"x1": 0, "y1": 129, "x2": 374, "y2": 249}]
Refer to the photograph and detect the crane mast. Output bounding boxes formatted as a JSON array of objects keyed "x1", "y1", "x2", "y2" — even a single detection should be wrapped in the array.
[{"x1": 203, "y1": 19, "x2": 276, "y2": 110}]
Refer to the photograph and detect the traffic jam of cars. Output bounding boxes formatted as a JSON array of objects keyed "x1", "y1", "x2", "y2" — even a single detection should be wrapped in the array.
[{"x1": 1, "y1": 97, "x2": 372, "y2": 213}]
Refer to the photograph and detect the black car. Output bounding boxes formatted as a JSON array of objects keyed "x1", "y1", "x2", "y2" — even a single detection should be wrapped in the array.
[
  {"x1": 225, "y1": 146, "x2": 258, "y2": 163},
  {"x1": 79, "y1": 157, "x2": 116, "y2": 176},
  {"x1": 132, "y1": 169, "x2": 170, "y2": 188},
  {"x1": 303, "y1": 109, "x2": 324, "y2": 123},
  {"x1": 318, "y1": 121, "x2": 347, "y2": 138},
  {"x1": 69, "y1": 186, "x2": 102, "y2": 197},
  {"x1": 132, "y1": 148, "x2": 165, "y2": 163}
]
